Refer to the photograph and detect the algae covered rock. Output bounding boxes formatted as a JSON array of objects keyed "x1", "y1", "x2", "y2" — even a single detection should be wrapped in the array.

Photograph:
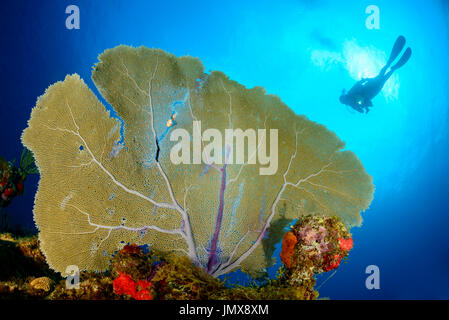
[
  {"x1": 109, "y1": 243, "x2": 318, "y2": 300},
  {"x1": 280, "y1": 215, "x2": 353, "y2": 287},
  {"x1": 0, "y1": 235, "x2": 58, "y2": 281},
  {"x1": 22, "y1": 45, "x2": 374, "y2": 277},
  {"x1": 0, "y1": 234, "x2": 61, "y2": 299},
  {"x1": 0, "y1": 234, "x2": 322, "y2": 300}
]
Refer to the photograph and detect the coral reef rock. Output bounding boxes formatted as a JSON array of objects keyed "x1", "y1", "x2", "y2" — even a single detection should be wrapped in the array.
[{"x1": 281, "y1": 215, "x2": 353, "y2": 288}]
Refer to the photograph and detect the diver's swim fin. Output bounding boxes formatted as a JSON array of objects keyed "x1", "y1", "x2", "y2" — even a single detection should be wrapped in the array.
[
  {"x1": 391, "y1": 47, "x2": 412, "y2": 70},
  {"x1": 386, "y1": 35, "x2": 406, "y2": 67}
]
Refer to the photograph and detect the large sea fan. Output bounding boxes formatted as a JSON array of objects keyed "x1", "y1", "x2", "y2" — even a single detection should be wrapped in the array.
[{"x1": 22, "y1": 46, "x2": 374, "y2": 276}]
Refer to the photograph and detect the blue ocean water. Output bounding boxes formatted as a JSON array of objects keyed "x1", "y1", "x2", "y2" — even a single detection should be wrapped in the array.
[{"x1": 1, "y1": 0, "x2": 448, "y2": 299}]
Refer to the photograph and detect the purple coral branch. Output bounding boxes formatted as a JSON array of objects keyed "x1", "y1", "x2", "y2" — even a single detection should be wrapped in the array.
[
  {"x1": 206, "y1": 145, "x2": 231, "y2": 274},
  {"x1": 207, "y1": 162, "x2": 227, "y2": 273},
  {"x1": 211, "y1": 132, "x2": 301, "y2": 277}
]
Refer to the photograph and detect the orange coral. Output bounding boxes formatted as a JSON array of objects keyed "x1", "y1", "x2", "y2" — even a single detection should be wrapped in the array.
[
  {"x1": 280, "y1": 231, "x2": 298, "y2": 269},
  {"x1": 113, "y1": 272, "x2": 153, "y2": 300},
  {"x1": 338, "y1": 237, "x2": 353, "y2": 252},
  {"x1": 323, "y1": 254, "x2": 342, "y2": 272},
  {"x1": 113, "y1": 272, "x2": 136, "y2": 297},
  {"x1": 322, "y1": 238, "x2": 353, "y2": 272}
]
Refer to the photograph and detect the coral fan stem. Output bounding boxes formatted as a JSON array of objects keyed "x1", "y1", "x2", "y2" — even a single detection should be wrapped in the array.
[
  {"x1": 207, "y1": 163, "x2": 227, "y2": 273},
  {"x1": 212, "y1": 181, "x2": 288, "y2": 277}
]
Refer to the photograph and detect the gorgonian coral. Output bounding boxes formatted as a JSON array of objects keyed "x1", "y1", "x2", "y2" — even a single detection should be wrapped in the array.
[{"x1": 22, "y1": 46, "x2": 374, "y2": 277}]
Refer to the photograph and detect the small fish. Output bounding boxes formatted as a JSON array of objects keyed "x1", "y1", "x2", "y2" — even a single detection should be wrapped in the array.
[{"x1": 166, "y1": 112, "x2": 177, "y2": 127}]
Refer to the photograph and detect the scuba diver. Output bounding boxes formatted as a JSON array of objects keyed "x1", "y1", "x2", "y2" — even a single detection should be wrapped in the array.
[{"x1": 339, "y1": 35, "x2": 412, "y2": 113}]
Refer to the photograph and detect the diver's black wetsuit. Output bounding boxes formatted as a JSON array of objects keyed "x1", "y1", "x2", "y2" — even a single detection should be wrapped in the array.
[{"x1": 340, "y1": 36, "x2": 412, "y2": 113}]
